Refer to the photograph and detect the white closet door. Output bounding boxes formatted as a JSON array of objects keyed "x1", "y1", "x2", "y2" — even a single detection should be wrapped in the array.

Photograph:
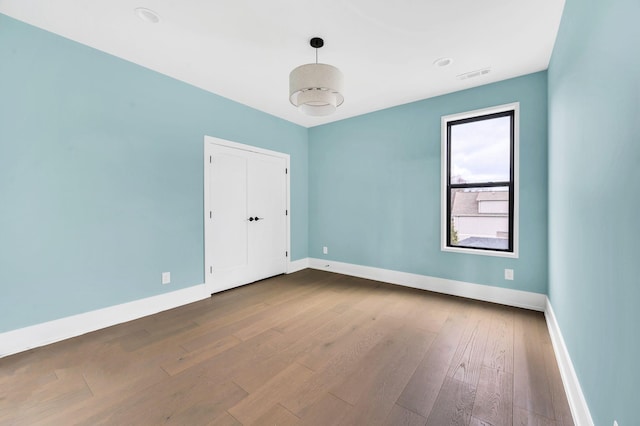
[
  {"x1": 248, "y1": 153, "x2": 287, "y2": 281},
  {"x1": 205, "y1": 139, "x2": 288, "y2": 293},
  {"x1": 208, "y1": 145, "x2": 251, "y2": 289}
]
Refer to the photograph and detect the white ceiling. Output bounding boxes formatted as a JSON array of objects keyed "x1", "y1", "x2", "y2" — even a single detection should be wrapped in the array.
[{"x1": 0, "y1": 0, "x2": 565, "y2": 128}]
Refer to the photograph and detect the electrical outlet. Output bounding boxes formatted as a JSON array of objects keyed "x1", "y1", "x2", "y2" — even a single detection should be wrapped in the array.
[
  {"x1": 323, "y1": 246, "x2": 328, "y2": 255},
  {"x1": 162, "y1": 272, "x2": 171, "y2": 285},
  {"x1": 614, "y1": 421, "x2": 619, "y2": 426},
  {"x1": 504, "y1": 269, "x2": 514, "y2": 280}
]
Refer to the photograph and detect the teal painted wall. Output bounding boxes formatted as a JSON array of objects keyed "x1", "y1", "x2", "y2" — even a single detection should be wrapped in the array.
[
  {"x1": 0, "y1": 14, "x2": 308, "y2": 333},
  {"x1": 548, "y1": 0, "x2": 640, "y2": 424},
  {"x1": 309, "y1": 72, "x2": 548, "y2": 293}
]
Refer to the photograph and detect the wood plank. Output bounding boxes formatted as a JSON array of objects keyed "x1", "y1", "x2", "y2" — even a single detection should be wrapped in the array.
[
  {"x1": 272, "y1": 302, "x2": 340, "y2": 335},
  {"x1": 32, "y1": 366, "x2": 175, "y2": 425},
  {"x1": 180, "y1": 328, "x2": 285, "y2": 386},
  {"x1": 296, "y1": 392, "x2": 353, "y2": 426},
  {"x1": 513, "y1": 311, "x2": 555, "y2": 419},
  {"x1": 251, "y1": 403, "x2": 301, "y2": 426},
  {"x1": 542, "y1": 343, "x2": 574, "y2": 426},
  {"x1": 333, "y1": 327, "x2": 435, "y2": 424},
  {"x1": 384, "y1": 404, "x2": 427, "y2": 426},
  {"x1": 51, "y1": 327, "x2": 276, "y2": 424},
  {"x1": 330, "y1": 326, "x2": 435, "y2": 406},
  {"x1": 297, "y1": 313, "x2": 389, "y2": 371},
  {"x1": 161, "y1": 334, "x2": 242, "y2": 376},
  {"x1": 280, "y1": 313, "x2": 406, "y2": 415},
  {"x1": 482, "y1": 306, "x2": 515, "y2": 373},
  {"x1": 396, "y1": 306, "x2": 473, "y2": 417},
  {"x1": 118, "y1": 320, "x2": 200, "y2": 352},
  {"x1": 0, "y1": 370, "x2": 58, "y2": 418},
  {"x1": 207, "y1": 411, "x2": 242, "y2": 426},
  {"x1": 78, "y1": 379, "x2": 247, "y2": 425},
  {"x1": 231, "y1": 310, "x2": 340, "y2": 393},
  {"x1": 380, "y1": 288, "x2": 452, "y2": 334},
  {"x1": 232, "y1": 290, "x2": 338, "y2": 341},
  {"x1": 181, "y1": 281, "x2": 327, "y2": 352},
  {"x1": 470, "y1": 417, "x2": 493, "y2": 426},
  {"x1": 227, "y1": 362, "x2": 315, "y2": 425},
  {"x1": 446, "y1": 305, "x2": 492, "y2": 385},
  {"x1": 3, "y1": 368, "x2": 93, "y2": 425},
  {"x1": 189, "y1": 301, "x2": 271, "y2": 335},
  {"x1": 513, "y1": 406, "x2": 558, "y2": 425},
  {"x1": 79, "y1": 344, "x2": 180, "y2": 398},
  {"x1": 155, "y1": 381, "x2": 247, "y2": 426},
  {"x1": 424, "y1": 377, "x2": 476, "y2": 426},
  {"x1": 471, "y1": 366, "x2": 513, "y2": 426}
]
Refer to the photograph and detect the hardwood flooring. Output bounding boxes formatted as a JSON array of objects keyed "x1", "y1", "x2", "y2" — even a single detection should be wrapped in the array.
[{"x1": 0, "y1": 269, "x2": 574, "y2": 425}]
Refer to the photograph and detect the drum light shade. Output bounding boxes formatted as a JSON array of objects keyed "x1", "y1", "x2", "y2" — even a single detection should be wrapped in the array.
[{"x1": 289, "y1": 38, "x2": 344, "y2": 116}]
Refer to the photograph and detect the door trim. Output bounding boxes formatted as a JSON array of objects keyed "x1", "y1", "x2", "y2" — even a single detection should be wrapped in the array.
[{"x1": 203, "y1": 135, "x2": 291, "y2": 294}]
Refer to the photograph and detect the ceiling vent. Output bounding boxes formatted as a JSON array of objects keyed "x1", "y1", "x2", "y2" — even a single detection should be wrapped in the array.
[{"x1": 457, "y1": 68, "x2": 491, "y2": 80}]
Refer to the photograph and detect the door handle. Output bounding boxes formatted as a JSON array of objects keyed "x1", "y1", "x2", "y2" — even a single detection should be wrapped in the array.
[
  {"x1": 248, "y1": 217, "x2": 254, "y2": 221},
  {"x1": 254, "y1": 217, "x2": 263, "y2": 221}
]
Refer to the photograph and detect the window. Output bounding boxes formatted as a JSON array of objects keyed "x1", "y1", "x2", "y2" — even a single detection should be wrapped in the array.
[{"x1": 441, "y1": 103, "x2": 519, "y2": 257}]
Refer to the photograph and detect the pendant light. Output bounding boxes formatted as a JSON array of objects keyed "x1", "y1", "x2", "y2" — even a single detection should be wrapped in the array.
[{"x1": 289, "y1": 37, "x2": 344, "y2": 116}]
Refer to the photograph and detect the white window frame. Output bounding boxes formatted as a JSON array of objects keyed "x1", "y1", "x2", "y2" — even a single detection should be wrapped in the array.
[{"x1": 441, "y1": 102, "x2": 520, "y2": 258}]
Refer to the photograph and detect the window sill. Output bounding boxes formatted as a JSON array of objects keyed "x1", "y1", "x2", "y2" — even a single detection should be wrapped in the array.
[{"x1": 441, "y1": 245, "x2": 519, "y2": 259}]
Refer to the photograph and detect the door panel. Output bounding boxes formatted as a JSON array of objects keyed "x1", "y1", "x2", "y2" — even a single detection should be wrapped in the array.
[
  {"x1": 209, "y1": 148, "x2": 250, "y2": 287},
  {"x1": 249, "y1": 154, "x2": 287, "y2": 281}
]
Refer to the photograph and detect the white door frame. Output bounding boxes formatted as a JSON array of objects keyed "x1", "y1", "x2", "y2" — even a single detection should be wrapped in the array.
[{"x1": 203, "y1": 135, "x2": 291, "y2": 294}]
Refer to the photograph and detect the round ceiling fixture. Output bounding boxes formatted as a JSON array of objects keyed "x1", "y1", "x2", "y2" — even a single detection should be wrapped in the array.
[
  {"x1": 433, "y1": 57, "x2": 453, "y2": 67},
  {"x1": 289, "y1": 37, "x2": 344, "y2": 117},
  {"x1": 134, "y1": 7, "x2": 160, "y2": 24}
]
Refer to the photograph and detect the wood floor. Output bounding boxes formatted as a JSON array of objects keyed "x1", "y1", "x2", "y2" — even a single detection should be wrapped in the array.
[{"x1": 0, "y1": 269, "x2": 573, "y2": 425}]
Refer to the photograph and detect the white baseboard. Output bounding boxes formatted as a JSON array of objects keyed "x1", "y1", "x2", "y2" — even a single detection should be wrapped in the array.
[
  {"x1": 0, "y1": 284, "x2": 210, "y2": 358},
  {"x1": 308, "y1": 258, "x2": 546, "y2": 311},
  {"x1": 545, "y1": 299, "x2": 594, "y2": 426},
  {"x1": 287, "y1": 258, "x2": 309, "y2": 274}
]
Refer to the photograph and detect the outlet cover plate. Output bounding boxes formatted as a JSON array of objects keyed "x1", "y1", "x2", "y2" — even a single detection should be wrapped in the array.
[
  {"x1": 162, "y1": 272, "x2": 171, "y2": 284},
  {"x1": 504, "y1": 269, "x2": 514, "y2": 280}
]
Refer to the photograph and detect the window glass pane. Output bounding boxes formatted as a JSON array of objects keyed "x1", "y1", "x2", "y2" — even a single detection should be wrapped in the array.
[
  {"x1": 450, "y1": 186, "x2": 509, "y2": 250},
  {"x1": 450, "y1": 115, "x2": 511, "y2": 184}
]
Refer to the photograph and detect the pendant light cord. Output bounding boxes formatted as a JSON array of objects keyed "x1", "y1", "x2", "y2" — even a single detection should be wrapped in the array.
[{"x1": 310, "y1": 37, "x2": 323, "y2": 64}]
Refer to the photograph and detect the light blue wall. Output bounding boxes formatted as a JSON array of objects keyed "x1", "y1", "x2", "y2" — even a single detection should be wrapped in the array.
[
  {"x1": 0, "y1": 14, "x2": 308, "y2": 333},
  {"x1": 309, "y1": 72, "x2": 548, "y2": 293},
  {"x1": 548, "y1": 0, "x2": 640, "y2": 424}
]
